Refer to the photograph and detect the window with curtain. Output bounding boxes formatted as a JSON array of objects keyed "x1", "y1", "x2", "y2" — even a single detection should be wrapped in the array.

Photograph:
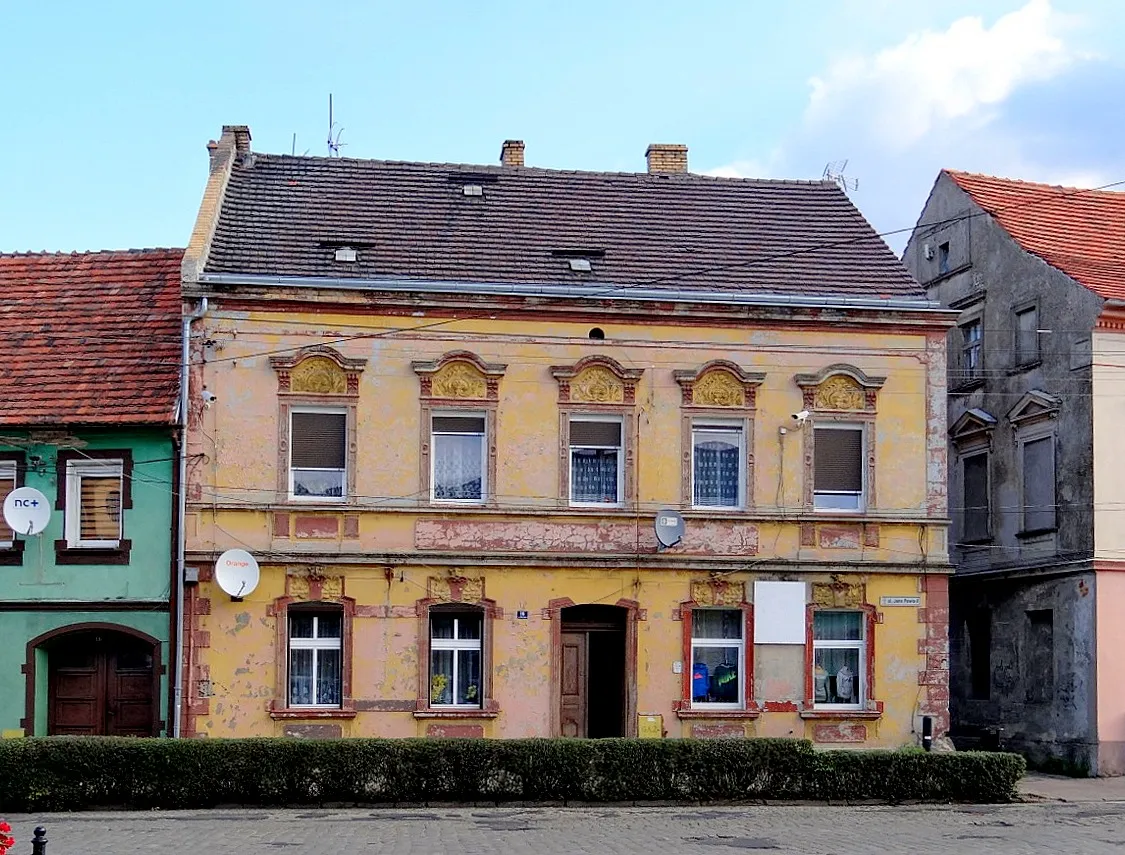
[
  {"x1": 0, "y1": 461, "x2": 16, "y2": 546},
  {"x1": 813, "y1": 425, "x2": 864, "y2": 511},
  {"x1": 570, "y1": 417, "x2": 622, "y2": 505},
  {"x1": 65, "y1": 459, "x2": 123, "y2": 548},
  {"x1": 430, "y1": 611, "x2": 483, "y2": 707},
  {"x1": 288, "y1": 611, "x2": 342, "y2": 707},
  {"x1": 813, "y1": 611, "x2": 864, "y2": 707},
  {"x1": 1022, "y1": 435, "x2": 1056, "y2": 532},
  {"x1": 290, "y1": 409, "x2": 347, "y2": 499},
  {"x1": 690, "y1": 609, "x2": 744, "y2": 708},
  {"x1": 962, "y1": 452, "x2": 991, "y2": 542},
  {"x1": 692, "y1": 422, "x2": 743, "y2": 509},
  {"x1": 432, "y1": 414, "x2": 485, "y2": 502}
]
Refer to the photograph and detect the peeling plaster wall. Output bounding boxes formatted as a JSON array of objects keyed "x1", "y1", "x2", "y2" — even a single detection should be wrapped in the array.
[{"x1": 184, "y1": 306, "x2": 950, "y2": 746}]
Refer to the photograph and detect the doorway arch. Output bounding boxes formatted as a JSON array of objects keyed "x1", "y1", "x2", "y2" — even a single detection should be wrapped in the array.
[{"x1": 23, "y1": 623, "x2": 162, "y2": 737}]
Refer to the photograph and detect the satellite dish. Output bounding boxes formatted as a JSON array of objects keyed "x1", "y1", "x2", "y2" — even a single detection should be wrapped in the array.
[
  {"x1": 3, "y1": 487, "x2": 51, "y2": 536},
  {"x1": 215, "y1": 549, "x2": 260, "y2": 600},
  {"x1": 655, "y1": 510, "x2": 685, "y2": 549}
]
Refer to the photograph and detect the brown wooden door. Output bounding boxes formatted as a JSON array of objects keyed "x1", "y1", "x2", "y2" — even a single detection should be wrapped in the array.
[
  {"x1": 560, "y1": 631, "x2": 587, "y2": 738},
  {"x1": 106, "y1": 642, "x2": 155, "y2": 737},
  {"x1": 48, "y1": 640, "x2": 103, "y2": 735},
  {"x1": 48, "y1": 633, "x2": 155, "y2": 737}
]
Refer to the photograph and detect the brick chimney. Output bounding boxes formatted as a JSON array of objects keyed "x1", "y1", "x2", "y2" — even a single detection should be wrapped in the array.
[
  {"x1": 225, "y1": 125, "x2": 252, "y2": 154},
  {"x1": 500, "y1": 139, "x2": 525, "y2": 168},
  {"x1": 646, "y1": 144, "x2": 688, "y2": 174}
]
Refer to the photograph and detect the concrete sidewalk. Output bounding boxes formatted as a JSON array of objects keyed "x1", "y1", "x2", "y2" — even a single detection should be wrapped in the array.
[{"x1": 1019, "y1": 773, "x2": 1125, "y2": 802}]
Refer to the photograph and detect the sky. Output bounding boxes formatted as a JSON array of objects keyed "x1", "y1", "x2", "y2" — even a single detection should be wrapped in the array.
[{"x1": 1, "y1": 0, "x2": 1122, "y2": 256}]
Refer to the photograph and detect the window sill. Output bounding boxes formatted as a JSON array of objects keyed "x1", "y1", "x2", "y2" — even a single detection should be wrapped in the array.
[
  {"x1": 413, "y1": 709, "x2": 499, "y2": 720},
  {"x1": 1016, "y1": 527, "x2": 1058, "y2": 540},
  {"x1": 950, "y1": 378, "x2": 985, "y2": 393},
  {"x1": 270, "y1": 707, "x2": 357, "y2": 720},
  {"x1": 54, "y1": 540, "x2": 132, "y2": 565},
  {"x1": 799, "y1": 709, "x2": 882, "y2": 720},
  {"x1": 1009, "y1": 360, "x2": 1042, "y2": 374},
  {"x1": 676, "y1": 708, "x2": 759, "y2": 720},
  {"x1": 0, "y1": 543, "x2": 25, "y2": 566}
]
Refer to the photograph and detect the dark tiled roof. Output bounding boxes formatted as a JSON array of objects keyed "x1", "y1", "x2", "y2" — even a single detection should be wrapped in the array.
[
  {"x1": 0, "y1": 249, "x2": 183, "y2": 426},
  {"x1": 947, "y1": 170, "x2": 1125, "y2": 300},
  {"x1": 204, "y1": 156, "x2": 924, "y2": 299}
]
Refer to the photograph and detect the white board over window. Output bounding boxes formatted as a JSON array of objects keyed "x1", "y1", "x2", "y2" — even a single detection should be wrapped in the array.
[{"x1": 753, "y1": 581, "x2": 807, "y2": 644}]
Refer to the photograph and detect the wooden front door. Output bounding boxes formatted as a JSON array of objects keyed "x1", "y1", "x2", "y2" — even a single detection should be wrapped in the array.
[
  {"x1": 560, "y1": 632, "x2": 587, "y2": 738},
  {"x1": 48, "y1": 632, "x2": 156, "y2": 737}
]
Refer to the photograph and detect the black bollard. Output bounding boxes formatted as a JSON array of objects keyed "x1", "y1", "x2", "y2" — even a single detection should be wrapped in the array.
[
  {"x1": 922, "y1": 716, "x2": 933, "y2": 752},
  {"x1": 31, "y1": 827, "x2": 46, "y2": 855}
]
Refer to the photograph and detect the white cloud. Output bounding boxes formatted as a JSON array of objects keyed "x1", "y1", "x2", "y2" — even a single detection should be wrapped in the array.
[
  {"x1": 805, "y1": 0, "x2": 1079, "y2": 149},
  {"x1": 702, "y1": 159, "x2": 772, "y2": 179}
]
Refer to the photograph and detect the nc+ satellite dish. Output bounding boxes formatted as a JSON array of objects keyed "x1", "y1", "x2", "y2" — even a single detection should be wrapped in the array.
[
  {"x1": 215, "y1": 548, "x2": 260, "y2": 600},
  {"x1": 3, "y1": 487, "x2": 51, "y2": 536},
  {"x1": 655, "y1": 509, "x2": 685, "y2": 548}
]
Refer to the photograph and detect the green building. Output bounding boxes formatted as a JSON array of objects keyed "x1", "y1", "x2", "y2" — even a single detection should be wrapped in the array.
[{"x1": 0, "y1": 249, "x2": 183, "y2": 737}]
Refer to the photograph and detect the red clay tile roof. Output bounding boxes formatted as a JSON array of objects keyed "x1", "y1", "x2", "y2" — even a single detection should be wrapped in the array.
[
  {"x1": 0, "y1": 249, "x2": 183, "y2": 426},
  {"x1": 204, "y1": 155, "x2": 924, "y2": 300},
  {"x1": 946, "y1": 170, "x2": 1125, "y2": 300}
]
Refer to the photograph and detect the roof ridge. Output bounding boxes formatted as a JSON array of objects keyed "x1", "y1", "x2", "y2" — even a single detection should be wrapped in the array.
[
  {"x1": 249, "y1": 152, "x2": 838, "y2": 187},
  {"x1": 945, "y1": 169, "x2": 1122, "y2": 197},
  {"x1": 0, "y1": 247, "x2": 185, "y2": 259}
]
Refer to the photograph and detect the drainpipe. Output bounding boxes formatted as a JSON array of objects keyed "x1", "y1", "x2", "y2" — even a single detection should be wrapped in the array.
[{"x1": 174, "y1": 297, "x2": 208, "y2": 738}]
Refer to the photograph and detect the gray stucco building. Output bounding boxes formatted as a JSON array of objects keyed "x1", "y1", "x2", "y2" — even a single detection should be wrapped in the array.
[{"x1": 905, "y1": 170, "x2": 1125, "y2": 775}]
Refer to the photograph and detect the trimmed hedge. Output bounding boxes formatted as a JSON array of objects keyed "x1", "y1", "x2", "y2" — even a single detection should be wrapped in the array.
[{"x1": 0, "y1": 737, "x2": 1024, "y2": 811}]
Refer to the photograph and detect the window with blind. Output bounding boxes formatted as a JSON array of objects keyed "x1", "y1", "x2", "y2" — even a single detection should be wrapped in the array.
[
  {"x1": 64, "y1": 459, "x2": 124, "y2": 548},
  {"x1": 692, "y1": 422, "x2": 743, "y2": 509},
  {"x1": 813, "y1": 425, "x2": 864, "y2": 511},
  {"x1": 290, "y1": 409, "x2": 347, "y2": 500},
  {"x1": 0, "y1": 461, "x2": 16, "y2": 546},
  {"x1": 962, "y1": 452, "x2": 991, "y2": 542},
  {"x1": 432, "y1": 414, "x2": 486, "y2": 502},
  {"x1": 570, "y1": 417, "x2": 622, "y2": 505},
  {"x1": 1022, "y1": 436, "x2": 1056, "y2": 532}
]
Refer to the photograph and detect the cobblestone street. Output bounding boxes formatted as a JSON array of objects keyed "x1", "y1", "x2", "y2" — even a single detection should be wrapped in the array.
[{"x1": 6, "y1": 798, "x2": 1125, "y2": 855}]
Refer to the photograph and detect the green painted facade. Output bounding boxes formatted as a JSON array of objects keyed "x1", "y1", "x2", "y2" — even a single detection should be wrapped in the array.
[{"x1": 0, "y1": 428, "x2": 175, "y2": 736}]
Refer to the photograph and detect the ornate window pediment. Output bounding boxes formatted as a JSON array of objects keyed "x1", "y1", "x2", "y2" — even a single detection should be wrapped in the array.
[
  {"x1": 1007, "y1": 390, "x2": 1061, "y2": 428},
  {"x1": 950, "y1": 408, "x2": 998, "y2": 447},
  {"x1": 673, "y1": 361, "x2": 765, "y2": 409},
  {"x1": 551, "y1": 356, "x2": 643, "y2": 406},
  {"x1": 270, "y1": 346, "x2": 367, "y2": 396},
  {"x1": 794, "y1": 364, "x2": 886, "y2": 412},
  {"x1": 412, "y1": 351, "x2": 507, "y2": 401}
]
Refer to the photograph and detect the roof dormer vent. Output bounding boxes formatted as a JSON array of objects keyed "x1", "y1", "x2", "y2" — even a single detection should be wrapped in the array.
[{"x1": 334, "y1": 247, "x2": 357, "y2": 262}]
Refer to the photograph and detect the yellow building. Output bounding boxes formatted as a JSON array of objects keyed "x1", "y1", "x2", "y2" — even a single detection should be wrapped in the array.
[{"x1": 179, "y1": 127, "x2": 955, "y2": 746}]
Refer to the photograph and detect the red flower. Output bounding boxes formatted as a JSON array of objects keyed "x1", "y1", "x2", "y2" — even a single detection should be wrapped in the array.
[{"x1": 0, "y1": 822, "x2": 10, "y2": 833}]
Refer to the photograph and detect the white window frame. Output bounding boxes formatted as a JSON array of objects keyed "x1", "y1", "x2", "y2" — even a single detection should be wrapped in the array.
[
  {"x1": 430, "y1": 411, "x2": 487, "y2": 505},
  {"x1": 812, "y1": 610, "x2": 865, "y2": 711},
  {"x1": 289, "y1": 406, "x2": 348, "y2": 503},
  {"x1": 691, "y1": 420, "x2": 745, "y2": 510},
  {"x1": 568, "y1": 414, "x2": 624, "y2": 508},
  {"x1": 812, "y1": 423, "x2": 866, "y2": 513},
  {"x1": 689, "y1": 607, "x2": 746, "y2": 711},
  {"x1": 430, "y1": 612, "x2": 484, "y2": 709},
  {"x1": 287, "y1": 612, "x2": 343, "y2": 708},
  {"x1": 0, "y1": 461, "x2": 16, "y2": 547},
  {"x1": 65, "y1": 459, "x2": 123, "y2": 548}
]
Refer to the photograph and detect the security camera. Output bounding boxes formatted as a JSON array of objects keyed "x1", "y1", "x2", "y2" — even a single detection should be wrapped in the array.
[
  {"x1": 792, "y1": 410, "x2": 810, "y2": 425},
  {"x1": 201, "y1": 389, "x2": 217, "y2": 405}
]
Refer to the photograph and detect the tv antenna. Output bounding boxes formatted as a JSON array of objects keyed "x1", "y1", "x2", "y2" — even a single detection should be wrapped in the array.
[
  {"x1": 823, "y1": 159, "x2": 858, "y2": 193},
  {"x1": 290, "y1": 133, "x2": 309, "y2": 157},
  {"x1": 327, "y1": 94, "x2": 345, "y2": 156}
]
